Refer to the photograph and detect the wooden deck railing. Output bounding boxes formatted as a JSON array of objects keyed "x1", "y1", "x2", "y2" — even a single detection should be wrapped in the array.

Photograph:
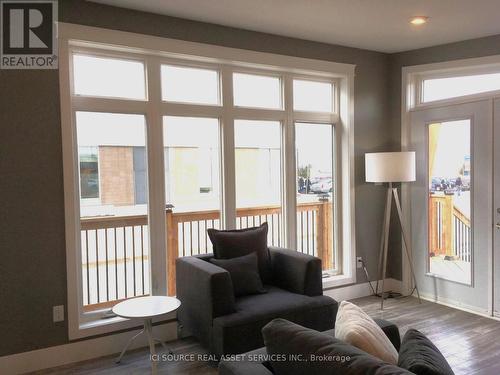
[
  {"x1": 80, "y1": 200, "x2": 333, "y2": 308},
  {"x1": 429, "y1": 194, "x2": 471, "y2": 261},
  {"x1": 80, "y1": 215, "x2": 150, "y2": 311}
]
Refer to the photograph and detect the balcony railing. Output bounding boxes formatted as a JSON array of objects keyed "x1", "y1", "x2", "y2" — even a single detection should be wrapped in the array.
[
  {"x1": 429, "y1": 194, "x2": 471, "y2": 262},
  {"x1": 80, "y1": 201, "x2": 333, "y2": 310},
  {"x1": 80, "y1": 215, "x2": 150, "y2": 311}
]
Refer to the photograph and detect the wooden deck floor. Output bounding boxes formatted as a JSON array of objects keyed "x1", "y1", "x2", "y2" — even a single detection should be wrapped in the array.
[{"x1": 32, "y1": 295, "x2": 500, "y2": 375}]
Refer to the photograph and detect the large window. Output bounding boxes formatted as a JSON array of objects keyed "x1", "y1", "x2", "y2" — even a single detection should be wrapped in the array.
[
  {"x1": 235, "y1": 120, "x2": 283, "y2": 246},
  {"x1": 295, "y1": 123, "x2": 336, "y2": 272},
  {"x1": 60, "y1": 25, "x2": 354, "y2": 338},
  {"x1": 76, "y1": 111, "x2": 149, "y2": 308},
  {"x1": 163, "y1": 116, "x2": 222, "y2": 295}
]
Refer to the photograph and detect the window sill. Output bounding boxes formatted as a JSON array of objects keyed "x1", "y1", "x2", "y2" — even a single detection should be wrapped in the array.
[
  {"x1": 70, "y1": 310, "x2": 177, "y2": 340},
  {"x1": 322, "y1": 273, "x2": 355, "y2": 289}
]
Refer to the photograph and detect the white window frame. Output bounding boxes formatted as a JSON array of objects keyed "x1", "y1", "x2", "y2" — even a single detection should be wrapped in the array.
[
  {"x1": 405, "y1": 55, "x2": 500, "y2": 110},
  {"x1": 59, "y1": 22, "x2": 356, "y2": 340}
]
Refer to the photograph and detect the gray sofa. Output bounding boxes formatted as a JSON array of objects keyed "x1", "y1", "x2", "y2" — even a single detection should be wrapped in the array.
[
  {"x1": 176, "y1": 247, "x2": 338, "y2": 357},
  {"x1": 219, "y1": 319, "x2": 402, "y2": 375}
]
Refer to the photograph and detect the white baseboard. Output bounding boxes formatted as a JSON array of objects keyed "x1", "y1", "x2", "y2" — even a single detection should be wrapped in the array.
[
  {"x1": 0, "y1": 280, "x2": 401, "y2": 374},
  {"x1": 0, "y1": 321, "x2": 177, "y2": 375},
  {"x1": 323, "y1": 278, "x2": 402, "y2": 302},
  {"x1": 418, "y1": 292, "x2": 494, "y2": 318}
]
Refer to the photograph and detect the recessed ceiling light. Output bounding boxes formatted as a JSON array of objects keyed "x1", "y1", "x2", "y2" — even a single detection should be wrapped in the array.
[{"x1": 410, "y1": 16, "x2": 429, "y2": 25}]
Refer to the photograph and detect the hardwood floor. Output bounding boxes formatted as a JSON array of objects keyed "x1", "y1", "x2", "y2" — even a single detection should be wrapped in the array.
[
  {"x1": 33, "y1": 296, "x2": 500, "y2": 375},
  {"x1": 31, "y1": 336, "x2": 218, "y2": 375},
  {"x1": 357, "y1": 295, "x2": 500, "y2": 375}
]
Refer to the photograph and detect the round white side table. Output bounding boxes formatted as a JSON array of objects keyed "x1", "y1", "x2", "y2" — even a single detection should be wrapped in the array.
[{"x1": 112, "y1": 296, "x2": 181, "y2": 373}]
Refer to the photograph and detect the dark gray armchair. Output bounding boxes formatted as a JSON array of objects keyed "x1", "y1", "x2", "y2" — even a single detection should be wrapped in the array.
[{"x1": 176, "y1": 246, "x2": 338, "y2": 357}]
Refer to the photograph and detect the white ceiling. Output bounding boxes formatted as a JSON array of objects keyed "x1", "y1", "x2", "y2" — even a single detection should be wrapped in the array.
[{"x1": 89, "y1": 0, "x2": 500, "y2": 53}]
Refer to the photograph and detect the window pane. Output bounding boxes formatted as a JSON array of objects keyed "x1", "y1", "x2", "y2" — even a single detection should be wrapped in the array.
[
  {"x1": 235, "y1": 120, "x2": 282, "y2": 245},
  {"x1": 73, "y1": 55, "x2": 146, "y2": 100},
  {"x1": 163, "y1": 117, "x2": 221, "y2": 212},
  {"x1": 296, "y1": 123, "x2": 335, "y2": 271},
  {"x1": 233, "y1": 73, "x2": 281, "y2": 109},
  {"x1": 76, "y1": 112, "x2": 149, "y2": 309},
  {"x1": 163, "y1": 117, "x2": 222, "y2": 294},
  {"x1": 161, "y1": 65, "x2": 219, "y2": 104},
  {"x1": 428, "y1": 120, "x2": 471, "y2": 284},
  {"x1": 423, "y1": 73, "x2": 500, "y2": 102},
  {"x1": 79, "y1": 146, "x2": 99, "y2": 199},
  {"x1": 293, "y1": 80, "x2": 333, "y2": 112}
]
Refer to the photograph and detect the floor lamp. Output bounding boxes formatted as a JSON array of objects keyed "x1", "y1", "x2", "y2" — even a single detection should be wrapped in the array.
[{"x1": 365, "y1": 152, "x2": 421, "y2": 309}]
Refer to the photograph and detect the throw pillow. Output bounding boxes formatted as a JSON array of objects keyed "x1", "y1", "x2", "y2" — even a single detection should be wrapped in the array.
[
  {"x1": 335, "y1": 300, "x2": 399, "y2": 364},
  {"x1": 210, "y1": 252, "x2": 267, "y2": 297},
  {"x1": 262, "y1": 318, "x2": 412, "y2": 375},
  {"x1": 207, "y1": 223, "x2": 271, "y2": 283},
  {"x1": 398, "y1": 329, "x2": 454, "y2": 375}
]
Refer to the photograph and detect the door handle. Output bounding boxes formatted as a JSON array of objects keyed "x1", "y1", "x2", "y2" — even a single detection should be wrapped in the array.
[{"x1": 497, "y1": 223, "x2": 500, "y2": 229}]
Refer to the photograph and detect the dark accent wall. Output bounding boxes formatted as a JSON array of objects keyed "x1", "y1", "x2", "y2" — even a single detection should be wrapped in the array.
[
  {"x1": 386, "y1": 34, "x2": 500, "y2": 280},
  {"x1": 0, "y1": 0, "x2": 395, "y2": 356}
]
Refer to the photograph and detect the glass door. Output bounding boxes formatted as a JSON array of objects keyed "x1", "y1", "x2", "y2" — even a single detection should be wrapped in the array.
[{"x1": 409, "y1": 100, "x2": 493, "y2": 313}]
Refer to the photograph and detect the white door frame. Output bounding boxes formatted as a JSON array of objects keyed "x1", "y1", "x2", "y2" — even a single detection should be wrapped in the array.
[{"x1": 401, "y1": 54, "x2": 500, "y2": 315}]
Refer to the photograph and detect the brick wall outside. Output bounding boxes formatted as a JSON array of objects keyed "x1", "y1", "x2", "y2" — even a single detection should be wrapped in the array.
[{"x1": 99, "y1": 146, "x2": 135, "y2": 206}]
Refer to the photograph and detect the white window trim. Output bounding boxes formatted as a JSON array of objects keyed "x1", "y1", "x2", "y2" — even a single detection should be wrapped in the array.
[
  {"x1": 405, "y1": 54, "x2": 500, "y2": 111},
  {"x1": 400, "y1": 54, "x2": 500, "y2": 295},
  {"x1": 59, "y1": 22, "x2": 356, "y2": 340}
]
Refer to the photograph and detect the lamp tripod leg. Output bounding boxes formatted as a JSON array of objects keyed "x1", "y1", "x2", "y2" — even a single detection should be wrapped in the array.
[
  {"x1": 380, "y1": 186, "x2": 393, "y2": 310},
  {"x1": 376, "y1": 189, "x2": 390, "y2": 297},
  {"x1": 392, "y1": 188, "x2": 421, "y2": 303}
]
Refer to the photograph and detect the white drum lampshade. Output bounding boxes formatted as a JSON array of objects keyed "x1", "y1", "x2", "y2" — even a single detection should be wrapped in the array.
[{"x1": 365, "y1": 152, "x2": 416, "y2": 183}]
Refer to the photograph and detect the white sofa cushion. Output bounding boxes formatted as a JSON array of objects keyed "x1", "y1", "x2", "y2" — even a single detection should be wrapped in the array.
[{"x1": 334, "y1": 300, "x2": 398, "y2": 364}]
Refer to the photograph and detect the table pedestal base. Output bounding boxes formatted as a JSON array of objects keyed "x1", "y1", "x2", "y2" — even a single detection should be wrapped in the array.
[{"x1": 116, "y1": 318, "x2": 172, "y2": 374}]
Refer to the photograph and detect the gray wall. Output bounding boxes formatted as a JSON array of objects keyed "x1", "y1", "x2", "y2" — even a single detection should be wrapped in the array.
[
  {"x1": 0, "y1": 0, "x2": 395, "y2": 356},
  {"x1": 386, "y1": 34, "x2": 500, "y2": 279}
]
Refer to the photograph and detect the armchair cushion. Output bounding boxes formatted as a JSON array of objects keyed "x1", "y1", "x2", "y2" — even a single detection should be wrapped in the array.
[
  {"x1": 210, "y1": 252, "x2": 267, "y2": 297},
  {"x1": 269, "y1": 247, "x2": 322, "y2": 296},
  {"x1": 211, "y1": 286, "x2": 336, "y2": 356},
  {"x1": 208, "y1": 223, "x2": 272, "y2": 283}
]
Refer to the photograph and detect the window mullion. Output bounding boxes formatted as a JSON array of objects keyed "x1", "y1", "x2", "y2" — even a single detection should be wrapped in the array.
[
  {"x1": 159, "y1": 102, "x2": 223, "y2": 117},
  {"x1": 283, "y1": 74, "x2": 297, "y2": 249},
  {"x1": 72, "y1": 96, "x2": 148, "y2": 114},
  {"x1": 145, "y1": 56, "x2": 167, "y2": 295},
  {"x1": 221, "y1": 66, "x2": 236, "y2": 229}
]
